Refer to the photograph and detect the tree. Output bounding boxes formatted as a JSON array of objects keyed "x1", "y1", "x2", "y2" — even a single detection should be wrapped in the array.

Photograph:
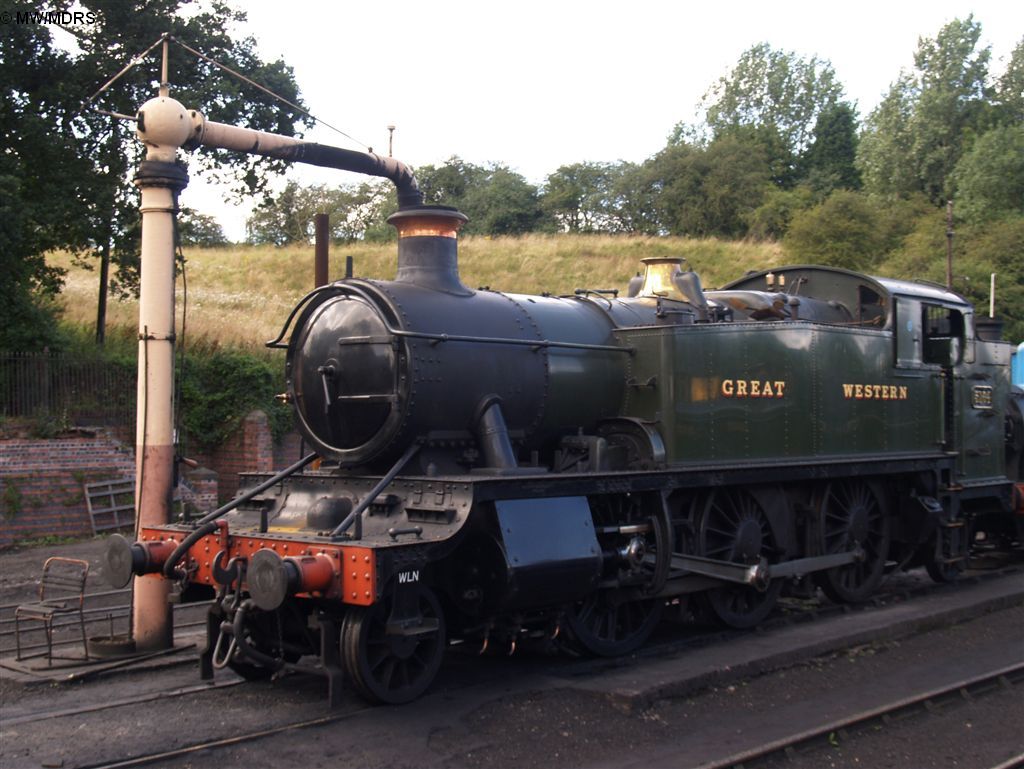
[
  {"x1": 699, "y1": 43, "x2": 844, "y2": 161},
  {"x1": 246, "y1": 179, "x2": 397, "y2": 244},
  {"x1": 952, "y1": 126, "x2": 1024, "y2": 223},
  {"x1": 856, "y1": 76, "x2": 918, "y2": 198},
  {"x1": 0, "y1": 19, "x2": 94, "y2": 350},
  {"x1": 995, "y1": 38, "x2": 1024, "y2": 124},
  {"x1": 416, "y1": 157, "x2": 489, "y2": 210},
  {"x1": 650, "y1": 133, "x2": 772, "y2": 238},
  {"x1": 783, "y1": 192, "x2": 890, "y2": 271},
  {"x1": 911, "y1": 16, "x2": 992, "y2": 202},
  {"x1": 178, "y1": 208, "x2": 229, "y2": 247},
  {"x1": 333, "y1": 180, "x2": 395, "y2": 242},
  {"x1": 541, "y1": 162, "x2": 613, "y2": 232},
  {"x1": 745, "y1": 186, "x2": 816, "y2": 240},
  {"x1": 66, "y1": 0, "x2": 309, "y2": 340},
  {"x1": 858, "y1": 17, "x2": 996, "y2": 204},
  {"x1": 246, "y1": 181, "x2": 317, "y2": 245},
  {"x1": 800, "y1": 103, "x2": 861, "y2": 193},
  {"x1": 416, "y1": 158, "x2": 543, "y2": 236},
  {"x1": 784, "y1": 192, "x2": 931, "y2": 270},
  {"x1": 604, "y1": 161, "x2": 661, "y2": 234},
  {"x1": 465, "y1": 166, "x2": 544, "y2": 236}
]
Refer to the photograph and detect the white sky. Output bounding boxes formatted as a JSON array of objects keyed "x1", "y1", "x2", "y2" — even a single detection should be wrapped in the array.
[{"x1": 166, "y1": 0, "x2": 1023, "y2": 240}]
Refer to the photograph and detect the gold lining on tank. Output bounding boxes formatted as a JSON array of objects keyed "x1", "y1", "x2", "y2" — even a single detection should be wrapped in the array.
[{"x1": 394, "y1": 216, "x2": 463, "y2": 239}]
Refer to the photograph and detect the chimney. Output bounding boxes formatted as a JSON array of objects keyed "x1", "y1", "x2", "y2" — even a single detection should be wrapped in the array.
[{"x1": 387, "y1": 206, "x2": 471, "y2": 296}]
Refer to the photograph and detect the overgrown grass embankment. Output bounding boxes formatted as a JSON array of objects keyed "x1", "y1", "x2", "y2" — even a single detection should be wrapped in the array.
[{"x1": 49, "y1": 235, "x2": 783, "y2": 349}]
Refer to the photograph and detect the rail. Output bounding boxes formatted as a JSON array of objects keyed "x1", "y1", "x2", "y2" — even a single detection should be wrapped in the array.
[{"x1": 693, "y1": 661, "x2": 1024, "y2": 769}]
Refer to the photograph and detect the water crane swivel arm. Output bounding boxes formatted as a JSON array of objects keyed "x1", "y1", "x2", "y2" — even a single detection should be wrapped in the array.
[{"x1": 136, "y1": 96, "x2": 423, "y2": 207}]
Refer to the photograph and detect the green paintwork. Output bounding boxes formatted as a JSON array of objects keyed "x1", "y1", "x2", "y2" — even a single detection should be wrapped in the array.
[
  {"x1": 616, "y1": 322, "x2": 943, "y2": 464},
  {"x1": 957, "y1": 339, "x2": 1013, "y2": 483},
  {"x1": 613, "y1": 264, "x2": 1012, "y2": 482}
]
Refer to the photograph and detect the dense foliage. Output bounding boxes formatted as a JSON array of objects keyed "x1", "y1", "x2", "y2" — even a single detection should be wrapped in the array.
[
  {"x1": 1, "y1": 20, "x2": 92, "y2": 350},
  {"x1": 2, "y1": 0, "x2": 307, "y2": 350},
  {"x1": 178, "y1": 348, "x2": 291, "y2": 452}
]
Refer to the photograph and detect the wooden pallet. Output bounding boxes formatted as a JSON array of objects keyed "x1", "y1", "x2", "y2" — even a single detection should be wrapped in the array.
[{"x1": 84, "y1": 479, "x2": 135, "y2": 534}]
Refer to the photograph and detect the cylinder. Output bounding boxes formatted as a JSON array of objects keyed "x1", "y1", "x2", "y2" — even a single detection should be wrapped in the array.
[{"x1": 286, "y1": 205, "x2": 630, "y2": 469}]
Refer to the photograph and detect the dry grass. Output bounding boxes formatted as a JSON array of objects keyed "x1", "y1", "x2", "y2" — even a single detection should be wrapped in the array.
[{"x1": 49, "y1": 234, "x2": 783, "y2": 349}]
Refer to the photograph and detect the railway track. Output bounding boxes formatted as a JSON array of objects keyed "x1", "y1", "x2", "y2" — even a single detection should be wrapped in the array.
[
  {"x1": 2, "y1": 569, "x2": 1020, "y2": 769},
  {"x1": 2, "y1": 679, "x2": 243, "y2": 727},
  {"x1": 36, "y1": 656, "x2": 1024, "y2": 769},
  {"x1": 72, "y1": 702, "x2": 377, "y2": 769},
  {"x1": 695, "y1": 661, "x2": 1024, "y2": 769}
]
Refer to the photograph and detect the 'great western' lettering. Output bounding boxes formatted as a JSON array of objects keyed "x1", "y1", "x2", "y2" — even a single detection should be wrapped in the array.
[
  {"x1": 721, "y1": 379, "x2": 786, "y2": 398},
  {"x1": 842, "y1": 383, "x2": 909, "y2": 400}
]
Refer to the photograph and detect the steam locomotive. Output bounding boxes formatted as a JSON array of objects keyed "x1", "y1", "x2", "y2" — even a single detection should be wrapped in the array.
[{"x1": 107, "y1": 203, "x2": 1024, "y2": 705}]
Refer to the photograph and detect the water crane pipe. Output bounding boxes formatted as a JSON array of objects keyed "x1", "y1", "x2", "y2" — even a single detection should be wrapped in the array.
[{"x1": 135, "y1": 97, "x2": 423, "y2": 207}]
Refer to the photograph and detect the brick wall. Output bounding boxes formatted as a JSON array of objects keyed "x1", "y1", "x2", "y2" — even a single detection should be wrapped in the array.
[
  {"x1": 183, "y1": 467, "x2": 219, "y2": 515},
  {"x1": 0, "y1": 414, "x2": 302, "y2": 545},
  {"x1": 274, "y1": 430, "x2": 305, "y2": 469},
  {"x1": 0, "y1": 429, "x2": 136, "y2": 547},
  {"x1": 190, "y1": 410, "x2": 271, "y2": 503},
  {"x1": 192, "y1": 411, "x2": 303, "y2": 504}
]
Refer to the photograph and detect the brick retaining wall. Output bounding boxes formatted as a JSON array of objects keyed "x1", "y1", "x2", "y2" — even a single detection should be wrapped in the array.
[
  {"x1": 0, "y1": 429, "x2": 136, "y2": 547},
  {"x1": 192, "y1": 411, "x2": 277, "y2": 503},
  {"x1": 0, "y1": 414, "x2": 303, "y2": 545}
]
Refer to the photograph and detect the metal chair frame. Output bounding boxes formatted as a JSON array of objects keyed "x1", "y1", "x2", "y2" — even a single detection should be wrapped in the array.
[{"x1": 14, "y1": 556, "x2": 90, "y2": 665}]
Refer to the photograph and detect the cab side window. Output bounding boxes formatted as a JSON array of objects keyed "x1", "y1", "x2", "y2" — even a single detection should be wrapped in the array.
[
  {"x1": 922, "y1": 304, "x2": 965, "y2": 366},
  {"x1": 858, "y1": 286, "x2": 886, "y2": 327}
]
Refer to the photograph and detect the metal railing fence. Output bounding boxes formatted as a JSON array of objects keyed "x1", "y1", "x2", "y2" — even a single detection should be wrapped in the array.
[{"x1": 0, "y1": 351, "x2": 136, "y2": 430}]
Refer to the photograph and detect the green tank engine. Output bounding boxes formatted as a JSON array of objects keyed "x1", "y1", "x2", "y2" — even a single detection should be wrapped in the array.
[{"x1": 107, "y1": 205, "x2": 1022, "y2": 705}]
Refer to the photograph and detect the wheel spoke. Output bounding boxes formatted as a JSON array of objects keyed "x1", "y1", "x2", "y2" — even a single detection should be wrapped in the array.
[
  {"x1": 343, "y1": 588, "x2": 445, "y2": 704},
  {"x1": 696, "y1": 488, "x2": 781, "y2": 629},
  {"x1": 816, "y1": 481, "x2": 890, "y2": 604}
]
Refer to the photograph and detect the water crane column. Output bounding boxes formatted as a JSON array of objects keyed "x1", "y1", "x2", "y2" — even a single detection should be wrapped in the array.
[
  {"x1": 127, "y1": 89, "x2": 423, "y2": 649},
  {"x1": 132, "y1": 96, "x2": 191, "y2": 650}
]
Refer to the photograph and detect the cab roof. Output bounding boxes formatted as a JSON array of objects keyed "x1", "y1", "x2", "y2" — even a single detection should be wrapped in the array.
[{"x1": 724, "y1": 265, "x2": 971, "y2": 309}]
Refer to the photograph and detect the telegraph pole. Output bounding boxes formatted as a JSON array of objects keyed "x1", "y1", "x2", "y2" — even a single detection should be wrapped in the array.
[{"x1": 945, "y1": 200, "x2": 954, "y2": 290}]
